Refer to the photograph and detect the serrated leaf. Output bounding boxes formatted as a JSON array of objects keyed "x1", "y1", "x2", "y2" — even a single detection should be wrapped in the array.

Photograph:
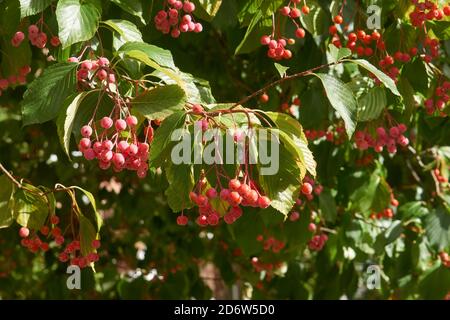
[
  {"x1": 56, "y1": 0, "x2": 101, "y2": 48},
  {"x1": 164, "y1": 162, "x2": 195, "y2": 212},
  {"x1": 0, "y1": 175, "x2": 15, "y2": 228},
  {"x1": 133, "y1": 85, "x2": 186, "y2": 121},
  {"x1": 150, "y1": 111, "x2": 187, "y2": 168},
  {"x1": 265, "y1": 112, "x2": 316, "y2": 177},
  {"x1": 56, "y1": 92, "x2": 90, "y2": 159},
  {"x1": 427, "y1": 20, "x2": 450, "y2": 40},
  {"x1": 235, "y1": 12, "x2": 271, "y2": 55},
  {"x1": 313, "y1": 73, "x2": 357, "y2": 137},
  {"x1": 14, "y1": 184, "x2": 49, "y2": 230},
  {"x1": 22, "y1": 62, "x2": 78, "y2": 125},
  {"x1": 357, "y1": 87, "x2": 387, "y2": 122},
  {"x1": 109, "y1": 0, "x2": 145, "y2": 24},
  {"x1": 102, "y1": 19, "x2": 143, "y2": 51},
  {"x1": 350, "y1": 169, "x2": 391, "y2": 214},
  {"x1": 347, "y1": 59, "x2": 400, "y2": 96},
  {"x1": 425, "y1": 206, "x2": 450, "y2": 251},
  {"x1": 118, "y1": 42, "x2": 176, "y2": 70},
  {"x1": 19, "y1": 0, "x2": 51, "y2": 18},
  {"x1": 328, "y1": 44, "x2": 351, "y2": 63},
  {"x1": 79, "y1": 214, "x2": 97, "y2": 257}
]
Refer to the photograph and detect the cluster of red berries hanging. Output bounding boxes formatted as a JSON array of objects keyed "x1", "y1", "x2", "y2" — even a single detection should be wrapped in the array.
[
  {"x1": 369, "y1": 208, "x2": 395, "y2": 220},
  {"x1": 409, "y1": 0, "x2": 450, "y2": 27},
  {"x1": 154, "y1": 0, "x2": 202, "y2": 38},
  {"x1": 0, "y1": 66, "x2": 31, "y2": 96},
  {"x1": 59, "y1": 239, "x2": 100, "y2": 268},
  {"x1": 69, "y1": 56, "x2": 116, "y2": 85},
  {"x1": 11, "y1": 24, "x2": 60, "y2": 49},
  {"x1": 18, "y1": 215, "x2": 100, "y2": 268},
  {"x1": 308, "y1": 233, "x2": 328, "y2": 251},
  {"x1": 260, "y1": 1, "x2": 310, "y2": 60},
  {"x1": 280, "y1": 97, "x2": 301, "y2": 117},
  {"x1": 304, "y1": 125, "x2": 346, "y2": 145},
  {"x1": 424, "y1": 81, "x2": 450, "y2": 115},
  {"x1": 298, "y1": 177, "x2": 323, "y2": 202},
  {"x1": 251, "y1": 256, "x2": 283, "y2": 279},
  {"x1": 180, "y1": 178, "x2": 272, "y2": 227},
  {"x1": 256, "y1": 235, "x2": 286, "y2": 253},
  {"x1": 355, "y1": 124, "x2": 409, "y2": 154},
  {"x1": 439, "y1": 251, "x2": 450, "y2": 268},
  {"x1": 433, "y1": 168, "x2": 448, "y2": 185},
  {"x1": 78, "y1": 116, "x2": 152, "y2": 179}
]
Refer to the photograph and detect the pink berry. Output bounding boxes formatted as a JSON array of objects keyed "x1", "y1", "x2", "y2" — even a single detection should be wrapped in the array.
[
  {"x1": 177, "y1": 215, "x2": 188, "y2": 226},
  {"x1": 115, "y1": 119, "x2": 127, "y2": 131},
  {"x1": 92, "y1": 239, "x2": 101, "y2": 249},
  {"x1": 55, "y1": 236, "x2": 65, "y2": 245},
  {"x1": 112, "y1": 153, "x2": 125, "y2": 167},
  {"x1": 79, "y1": 138, "x2": 91, "y2": 150},
  {"x1": 0, "y1": 79, "x2": 8, "y2": 90},
  {"x1": 81, "y1": 125, "x2": 93, "y2": 137},
  {"x1": 19, "y1": 227, "x2": 29, "y2": 238},
  {"x1": 97, "y1": 69, "x2": 107, "y2": 81},
  {"x1": 194, "y1": 23, "x2": 203, "y2": 33},
  {"x1": 389, "y1": 127, "x2": 400, "y2": 138},
  {"x1": 258, "y1": 196, "x2": 271, "y2": 209},
  {"x1": 228, "y1": 179, "x2": 241, "y2": 191},
  {"x1": 28, "y1": 25, "x2": 39, "y2": 35},
  {"x1": 290, "y1": 211, "x2": 300, "y2": 222},
  {"x1": 100, "y1": 117, "x2": 113, "y2": 129},
  {"x1": 97, "y1": 57, "x2": 109, "y2": 67},
  {"x1": 207, "y1": 213, "x2": 219, "y2": 226},
  {"x1": 301, "y1": 182, "x2": 313, "y2": 195},
  {"x1": 83, "y1": 148, "x2": 96, "y2": 160},
  {"x1": 206, "y1": 188, "x2": 218, "y2": 199},
  {"x1": 308, "y1": 223, "x2": 317, "y2": 232},
  {"x1": 220, "y1": 189, "x2": 230, "y2": 201},
  {"x1": 223, "y1": 213, "x2": 235, "y2": 224},
  {"x1": 183, "y1": 1, "x2": 195, "y2": 13},
  {"x1": 192, "y1": 104, "x2": 204, "y2": 114},
  {"x1": 260, "y1": 35, "x2": 271, "y2": 45},
  {"x1": 50, "y1": 36, "x2": 60, "y2": 47}
]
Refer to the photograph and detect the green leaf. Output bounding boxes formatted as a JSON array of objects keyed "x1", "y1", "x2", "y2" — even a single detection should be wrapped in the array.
[
  {"x1": 192, "y1": 0, "x2": 223, "y2": 22},
  {"x1": 350, "y1": 169, "x2": 391, "y2": 214},
  {"x1": 319, "y1": 189, "x2": 337, "y2": 223},
  {"x1": 418, "y1": 264, "x2": 450, "y2": 299},
  {"x1": 274, "y1": 63, "x2": 289, "y2": 78},
  {"x1": 109, "y1": 0, "x2": 145, "y2": 24},
  {"x1": 265, "y1": 112, "x2": 316, "y2": 177},
  {"x1": 56, "y1": 0, "x2": 101, "y2": 48},
  {"x1": 79, "y1": 214, "x2": 98, "y2": 257},
  {"x1": 0, "y1": 175, "x2": 15, "y2": 229},
  {"x1": 102, "y1": 19, "x2": 142, "y2": 51},
  {"x1": 357, "y1": 87, "x2": 387, "y2": 122},
  {"x1": 56, "y1": 92, "x2": 91, "y2": 159},
  {"x1": 165, "y1": 163, "x2": 195, "y2": 212},
  {"x1": 133, "y1": 85, "x2": 187, "y2": 121},
  {"x1": 125, "y1": 49, "x2": 185, "y2": 88},
  {"x1": 328, "y1": 44, "x2": 351, "y2": 63},
  {"x1": 313, "y1": 73, "x2": 357, "y2": 137},
  {"x1": 118, "y1": 42, "x2": 176, "y2": 70},
  {"x1": 347, "y1": 59, "x2": 400, "y2": 96},
  {"x1": 427, "y1": 20, "x2": 450, "y2": 40},
  {"x1": 150, "y1": 111, "x2": 187, "y2": 168},
  {"x1": 72, "y1": 186, "x2": 102, "y2": 233},
  {"x1": 0, "y1": 0, "x2": 21, "y2": 35},
  {"x1": 299, "y1": 0, "x2": 326, "y2": 35},
  {"x1": 231, "y1": 211, "x2": 265, "y2": 255},
  {"x1": 425, "y1": 206, "x2": 450, "y2": 251},
  {"x1": 14, "y1": 184, "x2": 49, "y2": 230},
  {"x1": 258, "y1": 132, "x2": 302, "y2": 216},
  {"x1": 19, "y1": 0, "x2": 51, "y2": 18},
  {"x1": 235, "y1": 12, "x2": 271, "y2": 55},
  {"x1": 22, "y1": 62, "x2": 78, "y2": 125}
]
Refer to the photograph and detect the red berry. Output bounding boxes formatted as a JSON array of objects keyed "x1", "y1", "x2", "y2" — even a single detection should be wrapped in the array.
[
  {"x1": 308, "y1": 223, "x2": 317, "y2": 232},
  {"x1": 295, "y1": 28, "x2": 306, "y2": 39},
  {"x1": 302, "y1": 5, "x2": 310, "y2": 15},
  {"x1": 334, "y1": 15, "x2": 343, "y2": 24},
  {"x1": 100, "y1": 117, "x2": 113, "y2": 129},
  {"x1": 220, "y1": 189, "x2": 230, "y2": 201},
  {"x1": 206, "y1": 188, "x2": 218, "y2": 199},
  {"x1": 257, "y1": 196, "x2": 271, "y2": 209},
  {"x1": 192, "y1": 104, "x2": 204, "y2": 114},
  {"x1": 301, "y1": 182, "x2": 313, "y2": 195},
  {"x1": 260, "y1": 93, "x2": 269, "y2": 103},
  {"x1": 92, "y1": 239, "x2": 101, "y2": 249},
  {"x1": 40, "y1": 226, "x2": 50, "y2": 236},
  {"x1": 177, "y1": 215, "x2": 188, "y2": 226},
  {"x1": 228, "y1": 179, "x2": 241, "y2": 191}
]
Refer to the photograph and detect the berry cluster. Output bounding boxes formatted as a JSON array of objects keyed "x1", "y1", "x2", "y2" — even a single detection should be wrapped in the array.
[
  {"x1": 256, "y1": 235, "x2": 286, "y2": 253},
  {"x1": 355, "y1": 124, "x2": 409, "y2": 154},
  {"x1": 298, "y1": 177, "x2": 323, "y2": 202},
  {"x1": 69, "y1": 56, "x2": 116, "y2": 86},
  {"x1": 424, "y1": 81, "x2": 450, "y2": 115},
  {"x1": 369, "y1": 208, "x2": 395, "y2": 220},
  {"x1": 335, "y1": 29, "x2": 385, "y2": 55},
  {"x1": 58, "y1": 239, "x2": 100, "y2": 268},
  {"x1": 420, "y1": 37, "x2": 440, "y2": 63},
  {"x1": 0, "y1": 65, "x2": 31, "y2": 96},
  {"x1": 251, "y1": 257, "x2": 283, "y2": 280},
  {"x1": 304, "y1": 126, "x2": 346, "y2": 145},
  {"x1": 308, "y1": 233, "x2": 328, "y2": 251},
  {"x1": 260, "y1": 1, "x2": 310, "y2": 60},
  {"x1": 154, "y1": 0, "x2": 202, "y2": 37},
  {"x1": 181, "y1": 178, "x2": 271, "y2": 227},
  {"x1": 18, "y1": 216, "x2": 100, "y2": 268},
  {"x1": 12, "y1": 25, "x2": 60, "y2": 49},
  {"x1": 280, "y1": 97, "x2": 301, "y2": 117},
  {"x1": 433, "y1": 168, "x2": 448, "y2": 185},
  {"x1": 409, "y1": 0, "x2": 450, "y2": 27},
  {"x1": 78, "y1": 116, "x2": 152, "y2": 179},
  {"x1": 439, "y1": 251, "x2": 450, "y2": 268}
]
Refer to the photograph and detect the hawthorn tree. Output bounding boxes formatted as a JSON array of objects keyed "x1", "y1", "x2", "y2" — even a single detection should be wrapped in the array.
[{"x1": 0, "y1": 0, "x2": 450, "y2": 300}]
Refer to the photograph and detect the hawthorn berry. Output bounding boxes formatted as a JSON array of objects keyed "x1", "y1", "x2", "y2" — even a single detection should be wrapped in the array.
[{"x1": 19, "y1": 227, "x2": 30, "y2": 238}]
